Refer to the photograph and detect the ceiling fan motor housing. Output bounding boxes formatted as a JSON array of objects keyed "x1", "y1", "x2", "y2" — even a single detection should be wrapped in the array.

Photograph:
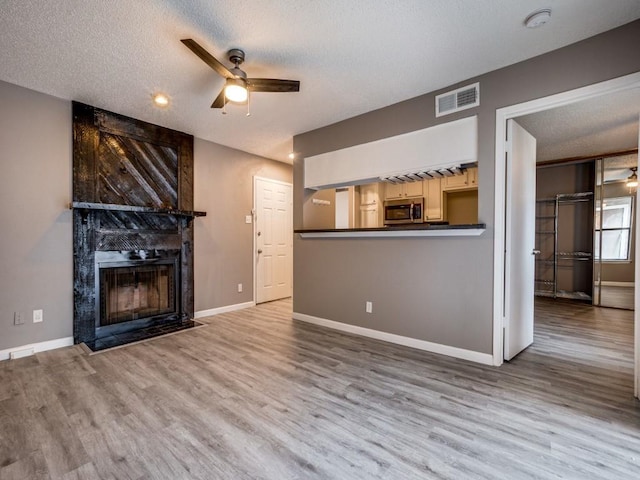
[
  {"x1": 230, "y1": 66, "x2": 247, "y2": 79},
  {"x1": 228, "y1": 48, "x2": 245, "y2": 66}
]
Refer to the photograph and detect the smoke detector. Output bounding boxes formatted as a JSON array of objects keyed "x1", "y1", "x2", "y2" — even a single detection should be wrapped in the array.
[{"x1": 524, "y1": 9, "x2": 552, "y2": 28}]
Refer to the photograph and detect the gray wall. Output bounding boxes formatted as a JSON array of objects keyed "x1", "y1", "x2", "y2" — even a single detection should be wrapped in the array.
[
  {"x1": 194, "y1": 139, "x2": 292, "y2": 311},
  {"x1": 293, "y1": 20, "x2": 640, "y2": 355},
  {"x1": 0, "y1": 81, "x2": 73, "y2": 351},
  {"x1": 0, "y1": 79, "x2": 292, "y2": 353}
]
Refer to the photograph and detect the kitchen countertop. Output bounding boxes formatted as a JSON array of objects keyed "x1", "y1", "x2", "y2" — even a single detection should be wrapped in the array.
[{"x1": 295, "y1": 223, "x2": 486, "y2": 238}]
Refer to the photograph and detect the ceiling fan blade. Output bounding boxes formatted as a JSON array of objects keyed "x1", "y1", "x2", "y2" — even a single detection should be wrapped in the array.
[
  {"x1": 211, "y1": 89, "x2": 226, "y2": 108},
  {"x1": 181, "y1": 39, "x2": 234, "y2": 79},
  {"x1": 247, "y1": 78, "x2": 300, "y2": 93}
]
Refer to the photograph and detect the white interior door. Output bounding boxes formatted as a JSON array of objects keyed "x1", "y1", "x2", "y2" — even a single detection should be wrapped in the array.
[
  {"x1": 504, "y1": 119, "x2": 537, "y2": 360},
  {"x1": 255, "y1": 178, "x2": 292, "y2": 304}
]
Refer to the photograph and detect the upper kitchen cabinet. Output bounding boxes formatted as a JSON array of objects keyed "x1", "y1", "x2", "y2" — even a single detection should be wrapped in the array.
[
  {"x1": 384, "y1": 180, "x2": 424, "y2": 200},
  {"x1": 442, "y1": 167, "x2": 478, "y2": 191}
]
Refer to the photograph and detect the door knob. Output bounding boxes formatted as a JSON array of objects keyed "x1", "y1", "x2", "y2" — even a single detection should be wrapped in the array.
[
  {"x1": 257, "y1": 249, "x2": 263, "y2": 254},
  {"x1": 532, "y1": 249, "x2": 541, "y2": 255}
]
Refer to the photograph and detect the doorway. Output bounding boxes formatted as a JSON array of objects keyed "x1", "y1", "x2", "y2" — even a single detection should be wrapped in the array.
[
  {"x1": 493, "y1": 71, "x2": 640, "y2": 398},
  {"x1": 254, "y1": 177, "x2": 293, "y2": 304}
]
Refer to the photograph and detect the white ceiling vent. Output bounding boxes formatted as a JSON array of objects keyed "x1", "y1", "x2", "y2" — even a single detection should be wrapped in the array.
[{"x1": 435, "y1": 83, "x2": 480, "y2": 117}]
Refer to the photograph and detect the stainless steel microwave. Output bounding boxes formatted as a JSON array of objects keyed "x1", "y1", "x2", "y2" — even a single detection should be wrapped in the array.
[{"x1": 383, "y1": 198, "x2": 424, "y2": 225}]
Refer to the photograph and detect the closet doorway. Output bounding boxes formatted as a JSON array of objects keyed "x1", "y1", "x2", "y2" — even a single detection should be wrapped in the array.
[{"x1": 531, "y1": 153, "x2": 639, "y2": 311}]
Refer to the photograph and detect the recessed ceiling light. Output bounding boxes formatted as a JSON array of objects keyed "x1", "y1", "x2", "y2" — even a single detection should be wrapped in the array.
[
  {"x1": 288, "y1": 152, "x2": 295, "y2": 160},
  {"x1": 524, "y1": 8, "x2": 551, "y2": 28},
  {"x1": 153, "y1": 93, "x2": 170, "y2": 107}
]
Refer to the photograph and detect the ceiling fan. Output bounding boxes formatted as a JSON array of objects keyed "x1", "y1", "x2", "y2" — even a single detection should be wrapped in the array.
[{"x1": 181, "y1": 39, "x2": 300, "y2": 109}]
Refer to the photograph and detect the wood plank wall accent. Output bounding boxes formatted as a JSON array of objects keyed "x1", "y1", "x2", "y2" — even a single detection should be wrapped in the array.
[{"x1": 72, "y1": 102, "x2": 198, "y2": 345}]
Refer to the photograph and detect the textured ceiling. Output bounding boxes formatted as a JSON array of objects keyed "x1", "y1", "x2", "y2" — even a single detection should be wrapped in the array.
[
  {"x1": 518, "y1": 88, "x2": 640, "y2": 162},
  {"x1": 1, "y1": 1, "x2": 640, "y2": 163}
]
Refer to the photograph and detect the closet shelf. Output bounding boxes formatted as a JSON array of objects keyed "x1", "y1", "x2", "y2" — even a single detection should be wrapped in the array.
[{"x1": 535, "y1": 189, "x2": 594, "y2": 300}]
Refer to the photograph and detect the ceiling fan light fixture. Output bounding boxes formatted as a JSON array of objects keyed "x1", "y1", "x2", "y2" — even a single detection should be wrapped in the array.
[
  {"x1": 225, "y1": 78, "x2": 248, "y2": 103},
  {"x1": 626, "y1": 167, "x2": 638, "y2": 188},
  {"x1": 181, "y1": 39, "x2": 300, "y2": 112}
]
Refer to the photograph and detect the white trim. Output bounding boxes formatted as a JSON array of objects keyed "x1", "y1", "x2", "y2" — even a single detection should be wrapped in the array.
[
  {"x1": 0, "y1": 336, "x2": 74, "y2": 361},
  {"x1": 253, "y1": 176, "x2": 293, "y2": 188},
  {"x1": 293, "y1": 312, "x2": 494, "y2": 365},
  {"x1": 194, "y1": 301, "x2": 255, "y2": 318},
  {"x1": 298, "y1": 228, "x2": 485, "y2": 238},
  {"x1": 493, "y1": 71, "x2": 640, "y2": 370},
  {"x1": 598, "y1": 281, "x2": 635, "y2": 287}
]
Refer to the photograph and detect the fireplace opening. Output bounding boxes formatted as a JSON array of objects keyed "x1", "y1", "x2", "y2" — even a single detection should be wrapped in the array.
[
  {"x1": 100, "y1": 263, "x2": 176, "y2": 327},
  {"x1": 93, "y1": 248, "x2": 183, "y2": 343}
]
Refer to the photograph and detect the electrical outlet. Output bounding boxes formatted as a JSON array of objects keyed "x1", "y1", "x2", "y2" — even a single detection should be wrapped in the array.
[
  {"x1": 33, "y1": 309, "x2": 43, "y2": 323},
  {"x1": 365, "y1": 301, "x2": 373, "y2": 313},
  {"x1": 245, "y1": 215, "x2": 252, "y2": 224},
  {"x1": 13, "y1": 312, "x2": 24, "y2": 325},
  {"x1": 238, "y1": 283, "x2": 243, "y2": 293}
]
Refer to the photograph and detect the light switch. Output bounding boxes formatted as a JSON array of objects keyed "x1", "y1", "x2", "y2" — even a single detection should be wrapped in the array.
[{"x1": 245, "y1": 215, "x2": 252, "y2": 224}]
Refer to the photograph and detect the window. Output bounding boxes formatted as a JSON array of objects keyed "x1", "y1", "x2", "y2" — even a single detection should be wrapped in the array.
[{"x1": 595, "y1": 196, "x2": 633, "y2": 261}]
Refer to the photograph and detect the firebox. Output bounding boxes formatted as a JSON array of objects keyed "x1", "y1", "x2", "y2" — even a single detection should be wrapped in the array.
[
  {"x1": 95, "y1": 250, "x2": 181, "y2": 338},
  {"x1": 100, "y1": 264, "x2": 175, "y2": 326}
]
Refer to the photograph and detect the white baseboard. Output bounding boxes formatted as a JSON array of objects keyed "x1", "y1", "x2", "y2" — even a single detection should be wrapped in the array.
[
  {"x1": 598, "y1": 281, "x2": 634, "y2": 287},
  {"x1": 0, "y1": 336, "x2": 74, "y2": 362},
  {"x1": 195, "y1": 301, "x2": 255, "y2": 318},
  {"x1": 292, "y1": 312, "x2": 493, "y2": 365}
]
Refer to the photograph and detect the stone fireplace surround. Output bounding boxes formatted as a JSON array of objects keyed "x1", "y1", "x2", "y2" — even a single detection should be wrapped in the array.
[{"x1": 71, "y1": 102, "x2": 205, "y2": 350}]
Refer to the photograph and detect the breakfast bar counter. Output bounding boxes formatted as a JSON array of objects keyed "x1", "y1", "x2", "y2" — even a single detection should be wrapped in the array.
[{"x1": 295, "y1": 223, "x2": 486, "y2": 238}]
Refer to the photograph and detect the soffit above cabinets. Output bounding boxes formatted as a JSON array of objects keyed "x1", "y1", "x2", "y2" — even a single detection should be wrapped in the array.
[
  {"x1": 304, "y1": 116, "x2": 477, "y2": 190},
  {"x1": 380, "y1": 164, "x2": 481, "y2": 184}
]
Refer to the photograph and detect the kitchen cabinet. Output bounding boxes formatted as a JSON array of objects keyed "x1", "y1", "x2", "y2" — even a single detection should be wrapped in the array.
[
  {"x1": 442, "y1": 167, "x2": 478, "y2": 191},
  {"x1": 424, "y1": 178, "x2": 443, "y2": 221},
  {"x1": 359, "y1": 206, "x2": 379, "y2": 228},
  {"x1": 468, "y1": 167, "x2": 478, "y2": 187},
  {"x1": 357, "y1": 183, "x2": 382, "y2": 228},
  {"x1": 384, "y1": 181, "x2": 423, "y2": 200}
]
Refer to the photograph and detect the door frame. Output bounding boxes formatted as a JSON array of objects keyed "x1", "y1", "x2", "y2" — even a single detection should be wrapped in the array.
[
  {"x1": 492, "y1": 72, "x2": 640, "y2": 397},
  {"x1": 253, "y1": 176, "x2": 294, "y2": 304}
]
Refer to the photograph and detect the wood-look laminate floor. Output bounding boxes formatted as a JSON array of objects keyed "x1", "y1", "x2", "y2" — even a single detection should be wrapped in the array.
[{"x1": 1, "y1": 298, "x2": 639, "y2": 479}]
